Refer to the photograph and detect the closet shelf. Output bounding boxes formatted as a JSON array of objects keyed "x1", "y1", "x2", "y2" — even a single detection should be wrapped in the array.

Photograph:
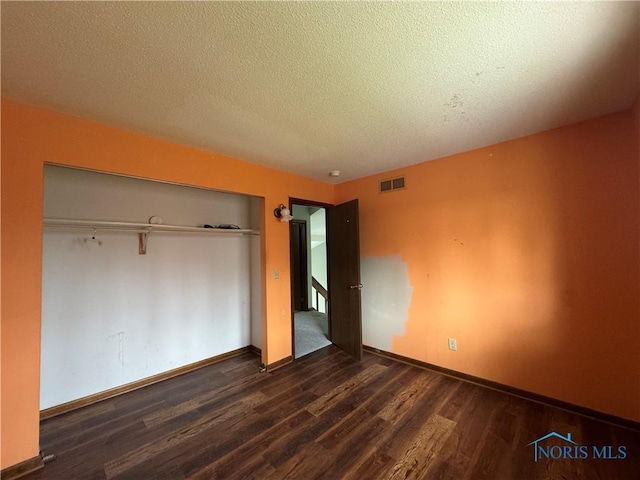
[
  {"x1": 43, "y1": 218, "x2": 259, "y2": 235},
  {"x1": 44, "y1": 218, "x2": 258, "y2": 254}
]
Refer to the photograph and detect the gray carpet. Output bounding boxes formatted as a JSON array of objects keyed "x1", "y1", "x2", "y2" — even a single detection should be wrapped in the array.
[{"x1": 294, "y1": 310, "x2": 331, "y2": 358}]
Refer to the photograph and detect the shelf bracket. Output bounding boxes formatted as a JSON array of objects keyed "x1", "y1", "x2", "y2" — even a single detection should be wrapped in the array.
[{"x1": 139, "y1": 231, "x2": 150, "y2": 255}]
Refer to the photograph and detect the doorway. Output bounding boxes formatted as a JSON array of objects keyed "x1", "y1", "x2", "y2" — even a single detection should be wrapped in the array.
[
  {"x1": 289, "y1": 198, "x2": 363, "y2": 361},
  {"x1": 291, "y1": 204, "x2": 330, "y2": 358},
  {"x1": 290, "y1": 219, "x2": 309, "y2": 312}
]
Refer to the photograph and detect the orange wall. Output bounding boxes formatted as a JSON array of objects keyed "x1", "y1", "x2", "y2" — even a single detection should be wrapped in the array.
[
  {"x1": 0, "y1": 99, "x2": 333, "y2": 469},
  {"x1": 336, "y1": 108, "x2": 640, "y2": 422}
]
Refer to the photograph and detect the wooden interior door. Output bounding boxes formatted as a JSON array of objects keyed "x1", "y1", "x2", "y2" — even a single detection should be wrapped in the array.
[
  {"x1": 327, "y1": 199, "x2": 362, "y2": 360},
  {"x1": 290, "y1": 219, "x2": 308, "y2": 311}
]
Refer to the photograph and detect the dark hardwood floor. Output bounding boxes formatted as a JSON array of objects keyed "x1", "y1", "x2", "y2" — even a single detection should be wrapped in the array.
[{"x1": 23, "y1": 347, "x2": 639, "y2": 479}]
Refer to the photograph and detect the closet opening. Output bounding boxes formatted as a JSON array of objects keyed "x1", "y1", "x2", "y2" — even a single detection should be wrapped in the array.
[{"x1": 40, "y1": 165, "x2": 263, "y2": 416}]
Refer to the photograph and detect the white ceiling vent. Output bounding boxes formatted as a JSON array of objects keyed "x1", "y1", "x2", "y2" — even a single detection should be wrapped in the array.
[{"x1": 379, "y1": 177, "x2": 406, "y2": 193}]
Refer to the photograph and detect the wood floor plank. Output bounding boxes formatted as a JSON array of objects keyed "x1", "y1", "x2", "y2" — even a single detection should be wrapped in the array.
[
  {"x1": 40, "y1": 354, "x2": 255, "y2": 454},
  {"x1": 377, "y1": 372, "x2": 436, "y2": 422},
  {"x1": 317, "y1": 402, "x2": 375, "y2": 448},
  {"x1": 384, "y1": 413, "x2": 456, "y2": 480},
  {"x1": 345, "y1": 449, "x2": 398, "y2": 480},
  {"x1": 186, "y1": 410, "x2": 315, "y2": 480},
  {"x1": 218, "y1": 355, "x2": 261, "y2": 375},
  {"x1": 318, "y1": 416, "x2": 391, "y2": 479},
  {"x1": 22, "y1": 346, "x2": 640, "y2": 480},
  {"x1": 153, "y1": 374, "x2": 330, "y2": 478},
  {"x1": 258, "y1": 347, "x2": 348, "y2": 398},
  {"x1": 104, "y1": 391, "x2": 267, "y2": 478},
  {"x1": 217, "y1": 455, "x2": 275, "y2": 480},
  {"x1": 304, "y1": 353, "x2": 382, "y2": 396},
  {"x1": 316, "y1": 361, "x2": 408, "y2": 443},
  {"x1": 459, "y1": 390, "x2": 507, "y2": 480},
  {"x1": 256, "y1": 364, "x2": 395, "y2": 471},
  {"x1": 374, "y1": 376, "x2": 461, "y2": 461},
  {"x1": 310, "y1": 366, "x2": 413, "y2": 478},
  {"x1": 465, "y1": 432, "x2": 513, "y2": 480},
  {"x1": 362, "y1": 366, "x2": 424, "y2": 415},
  {"x1": 266, "y1": 441, "x2": 332, "y2": 480},
  {"x1": 305, "y1": 362, "x2": 387, "y2": 416},
  {"x1": 142, "y1": 351, "x2": 331, "y2": 430},
  {"x1": 254, "y1": 355, "x2": 355, "y2": 413},
  {"x1": 339, "y1": 375, "x2": 459, "y2": 479}
]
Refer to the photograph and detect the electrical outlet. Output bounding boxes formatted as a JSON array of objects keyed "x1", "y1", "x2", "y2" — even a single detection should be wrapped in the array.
[{"x1": 448, "y1": 338, "x2": 457, "y2": 351}]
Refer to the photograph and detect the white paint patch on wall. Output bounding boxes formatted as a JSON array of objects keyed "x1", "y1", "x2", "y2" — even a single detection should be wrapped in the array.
[
  {"x1": 361, "y1": 255, "x2": 413, "y2": 351},
  {"x1": 40, "y1": 166, "x2": 260, "y2": 409}
]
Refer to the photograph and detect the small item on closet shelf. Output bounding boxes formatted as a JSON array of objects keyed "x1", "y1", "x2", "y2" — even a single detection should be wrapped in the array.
[
  {"x1": 148, "y1": 215, "x2": 163, "y2": 225},
  {"x1": 203, "y1": 224, "x2": 241, "y2": 229}
]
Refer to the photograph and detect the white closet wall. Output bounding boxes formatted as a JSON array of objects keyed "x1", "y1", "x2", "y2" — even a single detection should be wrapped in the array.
[
  {"x1": 310, "y1": 208, "x2": 327, "y2": 293},
  {"x1": 41, "y1": 166, "x2": 261, "y2": 409},
  {"x1": 249, "y1": 196, "x2": 263, "y2": 348}
]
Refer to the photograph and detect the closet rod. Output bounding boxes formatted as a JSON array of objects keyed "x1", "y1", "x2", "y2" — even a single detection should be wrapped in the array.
[{"x1": 43, "y1": 218, "x2": 259, "y2": 236}]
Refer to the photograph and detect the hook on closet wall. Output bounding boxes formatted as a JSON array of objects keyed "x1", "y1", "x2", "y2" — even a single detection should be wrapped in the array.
[
  {"x1": 84, "y1": 228, "x2": 103, "y2": 247},
  {"x1": 139, "y1": 231, "x2": 149, "y2": 255}
]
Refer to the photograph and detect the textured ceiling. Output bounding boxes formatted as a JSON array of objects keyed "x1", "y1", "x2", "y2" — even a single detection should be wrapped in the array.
[{"x1": 2, "y1": 2, "x2": 638, "y2": 183}]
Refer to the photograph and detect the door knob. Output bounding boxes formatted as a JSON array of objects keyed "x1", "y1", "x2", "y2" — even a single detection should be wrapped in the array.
[{"x1": 350, "y1": 284, "x2": 363, "y2": 289}]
